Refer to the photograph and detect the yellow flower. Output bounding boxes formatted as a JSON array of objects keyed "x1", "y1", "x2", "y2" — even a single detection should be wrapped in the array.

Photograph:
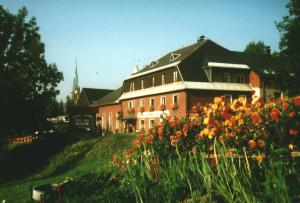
[
  {"x1": 238, "y1": 119, "x2": 244, "y2": 126},
  {"x1": 214, "y1": 97, "x2": 222, "y2": 105},
  {"x1": 204, "y1": 117, "x2": 209, "y2": 125},
  {"x1": 211, "y1": 104, "x2": 218, "y2": 110}
]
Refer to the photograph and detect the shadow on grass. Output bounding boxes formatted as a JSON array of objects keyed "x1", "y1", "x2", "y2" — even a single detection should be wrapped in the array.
[{"x1": 0, "y1": 133, "x2": 90, "y2": 184}]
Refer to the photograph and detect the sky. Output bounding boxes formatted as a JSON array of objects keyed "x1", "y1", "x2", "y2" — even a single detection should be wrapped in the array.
[{"x1": 0, "y1": 0, "x2": 289, "y2": 101}]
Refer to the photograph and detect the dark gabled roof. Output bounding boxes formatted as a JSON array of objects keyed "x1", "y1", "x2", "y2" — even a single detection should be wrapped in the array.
[
  {"x1": 132, "y1": 39, "x2": 208, "y2": 76},
  {"x1": 96, "y1": 87, "x2": 122, "y2": 106},
  {"x1": 77, "y1": 88, "x2": 114, "y2": 105}
]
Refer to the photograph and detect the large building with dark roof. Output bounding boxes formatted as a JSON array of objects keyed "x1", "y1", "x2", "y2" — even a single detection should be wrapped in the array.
[{"x1": 96, "y1": 37, "x2": 287, "y2": 133}]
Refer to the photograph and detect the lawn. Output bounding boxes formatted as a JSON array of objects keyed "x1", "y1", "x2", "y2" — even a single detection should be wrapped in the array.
[{"x1": 0, "y1": 133, "x2": 135, "y2": 202}]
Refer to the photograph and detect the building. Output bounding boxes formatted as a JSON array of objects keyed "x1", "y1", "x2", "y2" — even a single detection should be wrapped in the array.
[
  {"x1": 68, "y1": 88, "x2": 113, "y2": 135},
  {"x1": 96, "y1": 37, "x2": 287, "y2": 133}
]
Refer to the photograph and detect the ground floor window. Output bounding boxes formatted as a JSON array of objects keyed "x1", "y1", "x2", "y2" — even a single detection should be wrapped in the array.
[
  {"x1": 224, "y1": 94, "x2": 232, "y2": 104},
  {"x1": 149, "y1": 119, "x2": 155, "y2": 129},
  {"x1": 140, "y1": 119, "x2": 145, "y2": 131}
]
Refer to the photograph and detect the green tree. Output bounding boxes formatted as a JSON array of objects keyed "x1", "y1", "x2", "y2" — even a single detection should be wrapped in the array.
[
  {"x1": 244, "y1": 41, "x2": 271, "y2": 55},
  {"x1": 0, "y1": 6, "x2": 63, "y2": 135},
  {"x1": 276, "y1": 0, "x2": 300, "y2": 96}
]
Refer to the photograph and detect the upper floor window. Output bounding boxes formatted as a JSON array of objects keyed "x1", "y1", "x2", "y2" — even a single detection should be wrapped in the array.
[
  {"x1": 140, "y1": 99, "x2": 145, "y2": 107},
  {"x1": 150, "y1": 61, "x2": 158, "y2": 67},
  {"x1": 152, "y1": 76, "x2": 155, "y2": 87},
  {"x1": 173, "y1": 71, "x2": 178, "y2": 82},
  {"x1": 141, "y1": 80, "x2": 144, "y2": 89},
  {"x1": 161, "y1": 96, "x2": 166, "y2": 105},
  {"x1": 238, "y1": 73, "x2": 245, "y2": 83},
  {"x1": 130, "y1": 82, "x2": 135, "y2": 91},
  {"x1": 162, "y1": 74, "x2": 165, "y2": 85},
  {"x1": 223, "y1": 72, "x2": 231, "y2": 82},
  {"x1": 150, "y1": 98, "x2": 155, "y2": 107},
  {"x1": 173, "y1": 95, "x2": 178, "y2": 104},
  {"x1": 128, "y1": 101, "x2": 135, "y2": 109}
]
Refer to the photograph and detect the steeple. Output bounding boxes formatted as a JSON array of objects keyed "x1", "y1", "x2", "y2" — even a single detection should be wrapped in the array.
[{"x1": 71, "y1": 60, "x2": 80, "y2": 104}]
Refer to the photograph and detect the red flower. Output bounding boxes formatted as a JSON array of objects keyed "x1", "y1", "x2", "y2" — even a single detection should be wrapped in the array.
[
  {"x1": 248, "y1": 140, "x2": 256, "y2": 149},
  {"x1": 294, "y1": 96, "x2": 300, "y2": 106},
  {"x1": 271, "y1": 108, "x2": 280, "y2": 122},
  {"x1": 135, "y1": 139, "x2": 141, "y2": 148},
  {"x1": 289, "y1": 111, "x2": 296, "y2": 118},
  {"x1": 251, "y1": 113, "x2": 261, "y2": 125},
  {"x1": 289, "y1": 128, "x2": 299, "y2": 136},
  {"x1": 282, "y1": 103, "x2": 289, "y2": 111}
]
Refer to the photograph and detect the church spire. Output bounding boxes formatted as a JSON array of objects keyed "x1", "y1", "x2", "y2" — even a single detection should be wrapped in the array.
[{"x1": 71, "y1": 60, "x2": 80, "y2": 104}]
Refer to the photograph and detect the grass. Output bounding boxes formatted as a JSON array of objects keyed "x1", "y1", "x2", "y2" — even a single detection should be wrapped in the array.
[{"x1": 0, "y1": 133, "x2": 135, "y2": 202}]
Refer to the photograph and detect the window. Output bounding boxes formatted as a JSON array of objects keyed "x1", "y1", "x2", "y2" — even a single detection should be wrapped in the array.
[
  {"x1": 238, "y1": 73, "x2": 245, "y2": 83},
  {"x1": 152, "y1": 76, "x2": 155, "y2": 87},
  {"x1": 173, "y1": 71, "x2": 178, "y2": 82},
  {"x1": 224, "y1": 94, "x2": 232, "y2": 104},
  {"x1": 130, "y1": 82, "x2": 135, "y2": 91},
  {"x1": 102, "y1": 113, "x2": 106, "y2": 130},
  {"x1": 141, "y1": 80, "x2": 144, "y2": 89},
  {"x1": 150, "y1": 98, "x2": 155, "y2": 107},
  {"x1": 169, "y1": 53, "x2": 181, "y2": 61},
  {"x1": 223, "y1": 72, "x2": 231, "y2": 82},
  {"x1": 108, "y1": 113, "x2": 112, "y2": 129},
  {"x1": 140, "y1": 120, "x2": 145, "y2": 130},
  {"x1": 128, "y1": 101, "x2": 135, "y2": 109},
  {"x1": 149, "y1": 119, "x2": 155, "y2": 128},
  {"x1": 173, "y1": 95, "x2": 178, "y2": 104},
  {"x1": 161, "y1": 96, "x2": 166, "y2": 105},
  {"x1": 150, "y1": 61, "x2": 158, "y2": 67},
  {"x1": 140, "y1": 99, "x2": 144, "y2": 107},
  {"x1": 162, "y1": 74, "x2": 165, "y2": 85}
]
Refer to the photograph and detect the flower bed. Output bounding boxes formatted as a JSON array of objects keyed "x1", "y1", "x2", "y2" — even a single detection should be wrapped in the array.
[{"x1": 112, "y1": 96, "x2": 300, "y2": 202}]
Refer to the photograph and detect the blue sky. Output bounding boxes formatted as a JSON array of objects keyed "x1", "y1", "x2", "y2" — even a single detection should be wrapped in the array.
[{"x1": 0, "y1": 0, "x2": 289, "y2": 101}]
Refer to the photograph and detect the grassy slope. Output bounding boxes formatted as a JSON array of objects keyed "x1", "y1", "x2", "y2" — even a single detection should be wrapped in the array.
[{"x1": 0, "y1": 133, "x2": 134, "y2": 202}]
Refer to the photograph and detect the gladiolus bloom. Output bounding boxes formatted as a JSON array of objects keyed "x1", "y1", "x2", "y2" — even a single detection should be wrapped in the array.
[
  {"x1": 289, "y1": 128, "x2": 299, "y2": 136},
  {"x1": 289, "y1": 111, "x2": 296, "y2": 118},
  {"x1": 282, "y1": 103, "x2": 289, "y2": 110},
  {"x1": 294, "y1": 96, "x2": 300, "y2": 106},
  {"x1": 248, "y1": 140, "x2": 256, "y2": 149},
  {"x1": 257, "y1": 139, "x2": 265, "y2": 148}
]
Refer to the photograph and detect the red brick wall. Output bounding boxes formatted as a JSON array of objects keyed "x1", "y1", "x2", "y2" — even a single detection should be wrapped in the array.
[{"x1": 99, "y1": 103, "x2": 121, "y2": 133}]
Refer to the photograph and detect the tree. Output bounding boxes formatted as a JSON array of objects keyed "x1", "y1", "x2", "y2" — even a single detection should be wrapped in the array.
[
  {"x1": 0, "y1": 6, "x2": 63, "y2": 135},
  {"x1": 244, "y1": 41, "x2": 271, "y2": 55},
  {"x1": 276, "y1": 0, "x2": 300, "y2": 95}
]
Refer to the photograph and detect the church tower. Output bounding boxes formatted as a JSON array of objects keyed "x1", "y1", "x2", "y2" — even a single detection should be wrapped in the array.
[{"x1": 71, "y1": 60, "x2": 80, "y2": 104}]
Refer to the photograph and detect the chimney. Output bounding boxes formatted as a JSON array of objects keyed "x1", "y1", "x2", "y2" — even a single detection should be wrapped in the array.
[{"x1": 197, "y1": 35, "x2": 206, "y2": 43}]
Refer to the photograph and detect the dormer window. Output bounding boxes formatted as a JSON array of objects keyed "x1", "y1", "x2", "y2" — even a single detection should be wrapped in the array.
[
  {"x1": 162, "y1": 74, "x2": 165, "y2": 85},
  {"x1": 223, "y1": 72, "x2": 231, "y2": 82},
  {"x1": 152, "y1": 76, "x2": 155, "y2": 87},
  {"x1": 141, "y1": 80, "x2": 144, "y2": 89},
  {"x1": 130, "y1": 82, "x2": 135, "y2": 91},
  {"x1": 173, "y1": 71, "x2": 178, "y2": 82},
  {"x1": 238, "y1": 73, "x2": 245, "y2": 83},
  {"x1": 169, "y1": 53, "x2": 181, "y2": 61},
  {"x1": 150, "y1": 61, "x2": 158, "y2": 67}
]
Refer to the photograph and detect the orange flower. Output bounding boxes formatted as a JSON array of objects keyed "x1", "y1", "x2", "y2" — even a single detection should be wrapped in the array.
[
  {"x1": 169, "y1": 135, "x2": 178, "y2": 146},
  {"x1": 256, "y1": 154, "x2": 265, "y2": 163},
  {"x1": 257, "y1": 139, "x2": 265, "y2": 148},
  {"x1": 251, "y1": 112, "x2": 261, "y2": 125},
  {"x1": 176, "y1": 130, "x2": 182, "y2": 139},
  {"x1": 289, "y1": 128, "x2": 299, "y2": 136},
  {"x1": 135, "y1": 139, "x2": 141, "y2": 148},
  {"x1": 294, "y1": 96, "x2": 300, "y2": 106},
  {"x1": 218, "y1": 135, "x2": 224, "y2": 142},
  {"x1": 248, "y1": 140, "x2": 256, "y2": 149},
  {"x1": 145, "y1": 135, "x2": 154, "y2": 144},
  {"x1": 289, "y1": 111, "x2": 296, "y2": 118}
]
